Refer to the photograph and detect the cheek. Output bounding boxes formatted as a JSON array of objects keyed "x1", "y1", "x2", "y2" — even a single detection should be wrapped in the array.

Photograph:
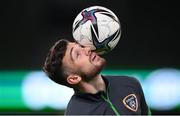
[
  {"x1": 76, "y1": 57, "x2": 91, "y2": 66},
  {"x1": 75, "y1": 62, "x2": 94, "y2": 73},
  {"x1": 74, "y1": 57, "x2": 105, "y2": 74},
  {"x1": 82, "y1": 63, "x2": 101, "y2": 75},
  {"x1": 73, "y1": 60, "x2": 91, "y2": 72}
]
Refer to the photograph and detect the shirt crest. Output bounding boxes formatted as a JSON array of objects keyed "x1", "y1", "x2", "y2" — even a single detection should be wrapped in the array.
[{"x1": 123, "y1": 94, "x2": 138, "y2": 112}]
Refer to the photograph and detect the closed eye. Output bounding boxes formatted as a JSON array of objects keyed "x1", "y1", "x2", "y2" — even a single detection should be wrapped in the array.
[
  {"x1": 75, "y1": 51, "x2": 80, "y2": 59},
  {"x1": 79, "y1": 44, "x2": 84, "y2": 48}
]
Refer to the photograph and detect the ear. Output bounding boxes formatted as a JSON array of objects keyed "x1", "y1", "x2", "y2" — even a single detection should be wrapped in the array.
[{"x1": 67, "y1": 74, "x2": 81, "y2": 85}]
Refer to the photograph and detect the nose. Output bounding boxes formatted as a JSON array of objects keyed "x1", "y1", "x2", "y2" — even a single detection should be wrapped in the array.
[{"x1": 84, "y1": 47, "x2": 92, "y2": 56}]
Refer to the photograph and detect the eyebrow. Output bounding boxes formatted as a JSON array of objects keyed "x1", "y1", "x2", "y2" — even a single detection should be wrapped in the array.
[{"x1": 70, "y1": 46, "x2": 74, "y2": 62}]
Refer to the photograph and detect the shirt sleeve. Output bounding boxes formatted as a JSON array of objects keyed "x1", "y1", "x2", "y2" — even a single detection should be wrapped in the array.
[{"x1": 134, "y1": 78, "x2": 151, "y2": 115}]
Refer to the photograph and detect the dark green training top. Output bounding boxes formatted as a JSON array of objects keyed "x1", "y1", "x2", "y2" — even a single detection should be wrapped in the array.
[{"x1": 65, "y1": 76, "x2": 151, "y2": 115}]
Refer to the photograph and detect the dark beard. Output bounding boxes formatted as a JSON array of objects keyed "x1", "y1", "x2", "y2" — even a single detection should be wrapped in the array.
[{"x1": 78, "y1": 59, "x2": 106, "y2": 82}]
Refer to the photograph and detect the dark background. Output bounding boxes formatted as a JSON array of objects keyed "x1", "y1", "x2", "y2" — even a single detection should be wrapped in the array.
[
  {"x1": 1, "y1": 0, "x2": 180, "y2": 70},
  {"x1": 0, "y1": 0, "x2": 180, "y2": 114}
]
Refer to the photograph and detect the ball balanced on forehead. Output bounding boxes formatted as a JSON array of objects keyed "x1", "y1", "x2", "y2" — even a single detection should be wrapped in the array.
[{"x1": 72, "y1": 6, "x2": 121, "y2": 55}]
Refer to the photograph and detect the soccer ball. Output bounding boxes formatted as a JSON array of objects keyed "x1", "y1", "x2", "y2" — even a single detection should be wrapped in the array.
[{"x1": 72, "y1": 6, "x2": 121, "y2": 55}]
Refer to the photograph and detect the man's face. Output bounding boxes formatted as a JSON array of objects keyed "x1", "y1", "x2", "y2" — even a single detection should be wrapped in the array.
[{"x1": 62, "y1": 42, "x2": 106, "y2": 80}]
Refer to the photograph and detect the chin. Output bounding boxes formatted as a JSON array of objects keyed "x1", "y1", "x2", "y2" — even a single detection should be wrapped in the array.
[
  {"x1": 96, "y1": 58, "x2": 106, "y2": 72},
  {"x1": 99, "y1": 58, "x2": 106, "y2": 67}
]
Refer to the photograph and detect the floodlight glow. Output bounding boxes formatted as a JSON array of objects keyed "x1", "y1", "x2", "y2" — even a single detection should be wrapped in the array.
[
  {"x1": 144, "y1": 68, "x2": 180, "y2": 110},
  {"x1": 22, "y1": 71, "x2": 74, "y2": 110}
]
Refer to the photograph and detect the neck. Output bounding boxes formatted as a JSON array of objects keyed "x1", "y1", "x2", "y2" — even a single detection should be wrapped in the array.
[{"x1": 78, "y1": 74, "x2": 106, "y2": 94}]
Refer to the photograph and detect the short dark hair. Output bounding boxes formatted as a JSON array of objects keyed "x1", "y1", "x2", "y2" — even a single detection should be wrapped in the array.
[{"x1": 43, "y1": 39, "x2": 71, "y2": 87}]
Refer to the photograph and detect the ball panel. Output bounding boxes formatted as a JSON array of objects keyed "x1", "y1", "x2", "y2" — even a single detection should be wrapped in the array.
[
  {"x1": 108, "y1": 29, "x2": 121, "y2": 50},
  {"x1": 72, "y1": 6, "x2": 121, "y2": 54}
]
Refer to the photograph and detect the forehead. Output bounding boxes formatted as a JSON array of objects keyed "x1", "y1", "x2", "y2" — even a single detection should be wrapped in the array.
[
  {"x1": 62, "y1": 42, "x2": 76, "y2": 64},
  {"x1": 66, "y1": 42, "x2": 77, "y2": 53}
]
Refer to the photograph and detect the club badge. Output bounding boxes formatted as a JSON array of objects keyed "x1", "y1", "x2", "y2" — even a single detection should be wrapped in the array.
[{"x1": 123, "y1": 94, "x2": 138, "y2": 112}]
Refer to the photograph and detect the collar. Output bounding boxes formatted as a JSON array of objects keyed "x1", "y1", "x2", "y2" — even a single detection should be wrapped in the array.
[{"x1": 74, "y1": 76, "x2": 110, "y2": 102}]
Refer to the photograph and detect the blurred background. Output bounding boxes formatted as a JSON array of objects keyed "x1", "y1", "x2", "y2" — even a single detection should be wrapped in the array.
[{"x1": 0, "y1": 0, "x2": 180, "y2": 115}]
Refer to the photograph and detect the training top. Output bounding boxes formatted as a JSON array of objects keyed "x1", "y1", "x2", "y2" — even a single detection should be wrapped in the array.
[{"x1": 65, "y1": 76, "x2": 151, "y2": 115}]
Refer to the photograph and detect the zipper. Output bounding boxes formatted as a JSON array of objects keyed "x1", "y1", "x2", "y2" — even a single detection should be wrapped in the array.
[{"x1": 101, "y1": 93, "x2": 120, "y2": 116}]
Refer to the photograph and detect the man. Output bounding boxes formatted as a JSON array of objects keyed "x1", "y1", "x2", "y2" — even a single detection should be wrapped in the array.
[{"x1": 43, "y1": 39, "x2": 151, "y2": 115}]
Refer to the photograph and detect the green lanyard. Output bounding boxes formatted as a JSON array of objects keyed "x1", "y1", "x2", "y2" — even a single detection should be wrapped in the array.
[
  {"x1": 101, "y1": 92, "x2": 120, "y2": 116},
  {"x1": 148, "y1": 108, "x2": 152, "y2": 116}
]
